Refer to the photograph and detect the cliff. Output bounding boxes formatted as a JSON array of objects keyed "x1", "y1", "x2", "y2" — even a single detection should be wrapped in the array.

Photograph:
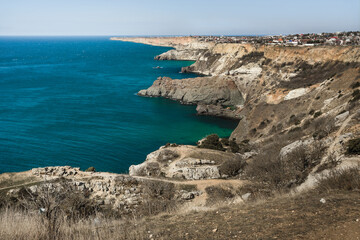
[
  {"x1": 111, "y1": 37, "x2": 213, "y2": 61},
  {"x1": 1, "y1": 37, "x2": 359, "y2": 239},
  {"x1": 131, "y1": 37, "x2": 360, "y2": 123},
  {"x1": 116, "y1": 37, "x2": 360, "y2": 196},
  {"x1": 138, "y1": 76, "x2": 244, "y2": 106}
]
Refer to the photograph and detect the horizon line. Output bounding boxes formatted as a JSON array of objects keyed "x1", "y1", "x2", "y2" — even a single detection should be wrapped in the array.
[{"x1": 0, "y1": 30, "x2": 359, "y2": 38}]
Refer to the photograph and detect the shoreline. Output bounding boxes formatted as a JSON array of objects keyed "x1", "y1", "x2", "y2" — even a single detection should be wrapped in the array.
[{"x1": 1, "y1": 37, "x2": 359, "y2": 238}]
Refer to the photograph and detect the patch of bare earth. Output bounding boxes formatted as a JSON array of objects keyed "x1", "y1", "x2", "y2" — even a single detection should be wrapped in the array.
[{"x1": 137, "y1": 190, "x2": 360, "y2": 240}]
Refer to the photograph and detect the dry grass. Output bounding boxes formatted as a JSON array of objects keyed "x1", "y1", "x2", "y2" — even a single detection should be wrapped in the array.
[
  {"x1": 316, "y1": 166, "x2": 360, "y2": 192},
  {"x1": 245, "y1": 141, "x2": 325, "y2": 192},
  {"x1": 2, "y1": 187, "x2": 360, "y2": 240},
  {"x1": 1, "y1": 164, "x2": 360, "y2": 239},
  {"x1": 0, "y1": 209, "x2": 147, "y2": 240}
]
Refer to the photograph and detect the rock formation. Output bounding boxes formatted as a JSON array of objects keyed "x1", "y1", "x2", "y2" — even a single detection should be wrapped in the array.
[{"x1": 129, "y1": 145, "x2": 244, "y2": 180}]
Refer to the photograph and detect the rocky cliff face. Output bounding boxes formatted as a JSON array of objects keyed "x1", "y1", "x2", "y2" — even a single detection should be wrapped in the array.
[
  {"x1": 130, "y1": 37, "x2": 360, "y2": 125},
  {"x1": 138, "y1": 76, "x2": 244, "y2": 106},
  {"x1": 117, "y1": 38, "x2": 360, "y2": 176},
  {"x1": 154, "y1": 49, "x2": 206, "y2": 61},
  {"x1": 111, "y1": 37, "x2": 213, "y2": 61},
  {"x1": 138, "y1": 75, "x2": 244, "y2": 119}
]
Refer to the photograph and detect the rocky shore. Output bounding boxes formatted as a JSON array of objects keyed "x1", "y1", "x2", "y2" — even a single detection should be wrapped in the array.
[{"x1": 1, "y1": 37, "x2": 360, "y2": 239}]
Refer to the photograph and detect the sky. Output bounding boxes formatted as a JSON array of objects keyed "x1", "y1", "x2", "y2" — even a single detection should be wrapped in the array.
[{"x1": 0, "y1": 0, "x2": 359, "y2": 36}]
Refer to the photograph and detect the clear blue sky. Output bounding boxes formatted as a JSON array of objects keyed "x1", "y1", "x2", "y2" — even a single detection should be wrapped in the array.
[{"x1": 0, "y1": 0, "x2": 359, "y2": 36}]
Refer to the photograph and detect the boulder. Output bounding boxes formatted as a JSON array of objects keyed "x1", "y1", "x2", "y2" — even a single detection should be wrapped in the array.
[{"x1": 335, "y1": 111, "x2": 349, "y2": 127}]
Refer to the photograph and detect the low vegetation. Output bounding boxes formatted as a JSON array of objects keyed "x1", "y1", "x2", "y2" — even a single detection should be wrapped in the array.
[
  {"x1": 85, "y1": 167, "x2": 96, "y2": 172},
  {"x1": 205, "y1": 186, "x2": 235, "y2": 205},
  {"x1": 218, "y1": 158, "x2": 246, "y2": 177},
  {"x1": 245, "y1": 141, "x2": 325, "y2": 191},
  {"x1": 316, "y1": 154, "x2": 342, "y2": 172},
  {"x1": 316, "y1": 166, "x2": 360, "y2": 192},
  {"x1": 198, "y1": 134, "x2": 225, "y2": 151},
  {"x1": 347, "y1": 137, "x2": 360, "y2": 155}
]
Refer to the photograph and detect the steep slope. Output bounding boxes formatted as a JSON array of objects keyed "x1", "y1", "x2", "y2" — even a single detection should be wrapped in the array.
[{"x1": 118, "y1": 37, "x2": 360, "y2": 193}]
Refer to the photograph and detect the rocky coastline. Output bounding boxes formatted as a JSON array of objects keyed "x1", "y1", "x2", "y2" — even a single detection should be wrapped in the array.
[{"x1": 1, "y1": 37, "x2": 360, "y2": 237}]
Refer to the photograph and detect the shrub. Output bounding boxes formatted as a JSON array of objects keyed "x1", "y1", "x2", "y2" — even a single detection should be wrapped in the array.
[
  {"x1": 16, "y1": 180, "x2": 99, "y2": 239},
  {"x1": 350, "y1": 81, "x2": 360, "y2": 89},
  {"x1": 164, "y1": 143, "x2": 178, "y2": 148},
  {"x1": 246, "y1": 142, "x2": 325, "y2": 190},
  {"x1": 220, "y1": 138, "x2": 230, "y2": 146},
  {"x1": 282, "y1": 143, "x2": 324, "y2": 184},
  {"x1": 85, "y1": 167, "x2": 96, "y2": 172},
  {"x1": 143, "y1": 180, "x2": 175, "y2": 200},
  {"x1": 205, "y1": 186, "x2": 234, "y2": 205},
  {"x1": 198, "y1": 134, "x2": 225, "y2": 151},
  {"x1": 229, "y1": 139, "x2": 240, "y2": 153},
  {"x1": 289, "y1": 114, "x2": 302, "y2": 125},
  {"x1": 316, "y1": 154, "x2": 341, "y2": 172},
  {"x1": 218, "y1": 158, "x2": 246, "y2": 177},
  {"x1": 250, "y1": 128, "x2": 257, "y2": 136},
  {"x1": 350, "y1": 89, "x2": 360, "y2": 102},
  {"x1": 347, "y1": 138, "x2": 360, "y2": 155},
  {"x1": 144, "y1": 162, "x2": 161, "y2": 176},
  {"x1": 309, "y1": 109, "x2": 315, "y2": 115},
  {"x1": 316, "y1": 167, "x2": 360, "y2": 192},
  {"x1": 157, "y1": 149, "x2": 179, "y2": 162},
  {"x1": 314, "y1": 111, "x2": 322, "y2": 118},
  {"x1": 246, "y1": 154, "x2": 286, "y2": 189}
]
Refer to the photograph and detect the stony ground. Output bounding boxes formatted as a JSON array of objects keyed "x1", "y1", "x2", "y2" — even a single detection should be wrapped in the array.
[{"x1": 136, "y1": 190, "x2": 360, "y2": 240}]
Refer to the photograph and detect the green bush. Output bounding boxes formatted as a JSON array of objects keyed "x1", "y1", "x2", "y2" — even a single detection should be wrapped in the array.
[
  {"x1": 198, "y1": 134, "x2": 225, "y2": 151},
  {"x1": 347, "y1": 138, "x2": 360, "y2": 155}
]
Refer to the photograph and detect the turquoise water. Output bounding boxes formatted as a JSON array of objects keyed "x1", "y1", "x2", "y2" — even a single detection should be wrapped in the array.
[{"x1": 0, "y1": 37, "x2": 238, "y2": 174}]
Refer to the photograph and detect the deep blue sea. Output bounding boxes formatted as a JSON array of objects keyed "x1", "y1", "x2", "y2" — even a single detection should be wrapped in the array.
[{"x1": 0, "y1": 36, "x2": 238, "y2": 174}]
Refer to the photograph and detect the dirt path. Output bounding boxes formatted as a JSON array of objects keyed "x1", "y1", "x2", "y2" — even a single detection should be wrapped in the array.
[{"x1": 0, "y1": 181, "x2": 43, "y2": 192}]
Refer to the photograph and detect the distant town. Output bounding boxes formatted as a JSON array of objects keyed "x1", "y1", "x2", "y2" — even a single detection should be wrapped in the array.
[{"x1": 193, "y1": 31, "x2": 360, "y2": 46}]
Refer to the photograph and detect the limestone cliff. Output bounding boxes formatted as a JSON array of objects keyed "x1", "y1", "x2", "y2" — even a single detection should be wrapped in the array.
[
  {"x1": 111, "y1": 36, "x2": 213, "y2": 61},
  {"x1": 114, "y1": 37, "x2": 360, "y2": 169},
  {"x1": 127, "y1": 37, "x2": 360, "y2": 125},
  {"x1": 138, "y1": 76, "x2": 244, "y2": 106}
]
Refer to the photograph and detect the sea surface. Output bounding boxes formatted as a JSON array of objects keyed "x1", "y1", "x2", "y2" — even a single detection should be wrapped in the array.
[{"x1": 0, "y1": 36, "x2": 238, "y2": 174}]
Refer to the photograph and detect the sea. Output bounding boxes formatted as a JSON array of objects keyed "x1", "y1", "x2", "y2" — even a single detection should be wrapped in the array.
[{"x1": 0, "y1": 36, "x2": 238, "y2": 174}]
